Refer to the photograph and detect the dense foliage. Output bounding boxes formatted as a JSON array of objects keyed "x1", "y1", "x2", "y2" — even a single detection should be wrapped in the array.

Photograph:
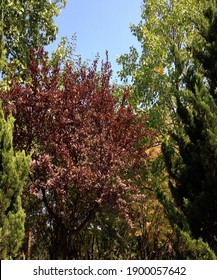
[
  {"x1": 1, "y1": 48, "x2": 155, "y2": 259},
  {"x1": 0, "y1": 0, "x2": 66, "y2": 75},
  {"x1": 162, "y1": 0, "x2": 217, "y2": 253},
  {"x1": 118, "y1": 0, "x2": 217, "y2": 259},
  {"x1": 1, "y1": 0, "x2": 217, "y2": 259},
  {"x1": 0, "y1": 106, "x2": 30, "y2": 259}
]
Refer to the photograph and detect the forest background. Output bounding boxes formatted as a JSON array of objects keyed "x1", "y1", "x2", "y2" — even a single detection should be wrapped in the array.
[{"x1": 0, "y1": 0, "x2": 217, "y2": 260}]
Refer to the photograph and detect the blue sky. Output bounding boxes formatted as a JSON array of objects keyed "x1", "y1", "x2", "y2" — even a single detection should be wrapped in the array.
[{"x1": 46, "y1": 0, "x2": 142, "y2": 80}]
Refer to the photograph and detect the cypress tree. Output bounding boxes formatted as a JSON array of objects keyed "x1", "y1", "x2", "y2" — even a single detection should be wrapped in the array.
[
  {"x1": 162, "y1": 0, "x2": 217, "y2": 254},
  {"x1": 0, "y1": 106, "x2": 30, "y2": 259}
]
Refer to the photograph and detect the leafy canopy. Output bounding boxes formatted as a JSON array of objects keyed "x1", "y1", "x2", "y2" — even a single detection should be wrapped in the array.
[
  {"x1": 1, "y1": 48, "x2": 155, "y2": 259},
  {"x1": 0, "y1": 0, "x2": 66, "y2": 75}
]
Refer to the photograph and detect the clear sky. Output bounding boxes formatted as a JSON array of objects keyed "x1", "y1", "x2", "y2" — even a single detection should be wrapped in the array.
[{"x1": 46, "y1": 0, "x2": 142, "y2": 81}]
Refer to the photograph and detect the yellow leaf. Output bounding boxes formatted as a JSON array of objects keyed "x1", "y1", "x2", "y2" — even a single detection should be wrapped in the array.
[
  {"x1": 154, "y1": 65, "x2": 164, "y2": 76},
  {"x1": 135, "y1": 229, "x2": 142, "y2": 237}
]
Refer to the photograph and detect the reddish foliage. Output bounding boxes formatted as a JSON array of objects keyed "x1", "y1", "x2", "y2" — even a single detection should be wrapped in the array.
[{"x1": 1, "y1": 49, "x2": 154, "y2": 257}]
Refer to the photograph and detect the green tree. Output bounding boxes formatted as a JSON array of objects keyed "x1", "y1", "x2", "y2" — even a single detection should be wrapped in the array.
[
  {"x1": 117, "y1": 0, "x2": 206, "y2": 131},
  {"x1": 0, "y1": 106, "x2": 30, "y2": 259},
  {"x1": 118, "y1": 0, "x2": 217, "y2": 259},
  {"x1": 0, "y1": 0, "x2": 66, "y2": 76},
  {"x1": 162, "y1": 0, "x2": 217, "y2": 254}
]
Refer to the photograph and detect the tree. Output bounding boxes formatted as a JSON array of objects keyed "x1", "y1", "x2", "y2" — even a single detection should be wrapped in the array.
[
  {"x1": 1, "y1": 48, "x2": 154, "y2": 259},
  {"x1": 0, "y1": 0, "x2": 66, "y2": 76},
  {"x1": 162, "y1": 0, "x2": 217, "y2": 254},
  {"x1": 117, "y1": 0, "x2": 206, "y2": 132},
  {"x1": 0, "y1": 105, "x2": 30, "y2": 259},
  {"x1": 117, "y1": 0, "x2": 217, "y2": 259}
]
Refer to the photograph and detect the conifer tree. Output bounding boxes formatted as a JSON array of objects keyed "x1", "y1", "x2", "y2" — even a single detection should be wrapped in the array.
[
  {"x1": 162, "y1": 0, "x2": 217, "y2": 254},
  {"x1": 118, "y1": 0, "x2": 217, "y2": 259},
  {"x1": 0, "y1": 106, "x2": 30, "y2": 259}
]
